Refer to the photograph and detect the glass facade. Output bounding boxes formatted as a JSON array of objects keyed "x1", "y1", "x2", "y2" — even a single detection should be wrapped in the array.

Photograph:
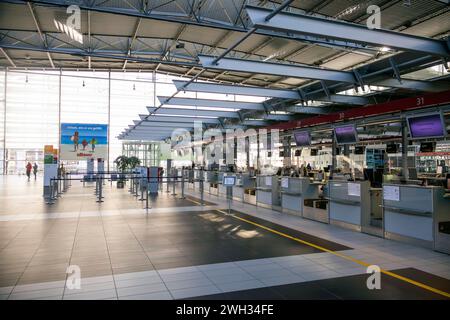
[
  {"x1": 0, "y1": 68, "x2": 266, "y2": 175},
  {"x1": 0, "y1": 69, "x2": 159, "y2": 174}
]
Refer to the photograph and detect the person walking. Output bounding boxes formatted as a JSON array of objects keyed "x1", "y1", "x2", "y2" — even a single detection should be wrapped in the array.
[
  {"x1": 71, "y1": 131, "x2": 79, "y2": 152},
  {"x1": 26, "y1": 162, "x2": 32, "y2": 181},
  {"x1": 33, "y1": 162, "x2": 38, "y2": 180}
]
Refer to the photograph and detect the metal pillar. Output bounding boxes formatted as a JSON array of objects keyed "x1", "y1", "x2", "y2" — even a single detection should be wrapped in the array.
[
  {"x1": 180, "y1": 170, "x2": 185, "y2": 199},
  {"x1": 402, "y1": 122, "x2": 409, "y2": 181},
  {"x1": 331, "y1": 135, "x2": 337, "y2": 179}
]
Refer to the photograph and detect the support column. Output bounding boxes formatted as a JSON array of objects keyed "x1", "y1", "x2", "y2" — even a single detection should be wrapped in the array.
[
  {"x1": 402, "y1": 122, "x2": 409, "y2": 181},
  {"x1": 107, "y1": 70, "x2": 111, "y2": 172},
  {"x1": 331, "y1": 134, "x2": 337, "y2": 179},
  {"x1": 2, "y1": 69, "x2": 7, "y2": 175},
  {"x1": 245, "y1": 136, "x2": 250, "y2": 169},
  {"x1": 58, "y1": 69, "x2": 61, "y2": 159},
  {"x1": 283, "y1": 136, "x2": 292, "y2": 167}
]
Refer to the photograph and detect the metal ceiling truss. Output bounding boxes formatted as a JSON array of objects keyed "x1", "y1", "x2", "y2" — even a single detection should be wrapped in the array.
[
  {"x1": 246, "y1": 6, "x2": 450, "y2": 58},
  {"x1": 2, "y1": 0, "x2": 448, "y2": 142},
  {"x1": 157, "y1": 96, "x2": 266, "y2": 111}
]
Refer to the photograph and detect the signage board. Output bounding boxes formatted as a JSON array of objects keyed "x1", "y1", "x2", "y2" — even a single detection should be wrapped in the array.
[{"x1": 60, "y1": 123, "x2": 108, "y2": 160}]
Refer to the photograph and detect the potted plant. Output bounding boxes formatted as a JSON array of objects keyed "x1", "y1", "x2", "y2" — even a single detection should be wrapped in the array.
[
  {"x1": 114, "y1": 155, "x2": 129, "y2": 188},
  {"x1": 128, "y1": 156, "x2": 141, "y2": 170}
]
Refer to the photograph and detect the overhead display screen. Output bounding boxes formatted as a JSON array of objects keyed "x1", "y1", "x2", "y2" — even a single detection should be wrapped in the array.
[
  {"x1": 407, "y1": 113, "x2": 446, "y2": 139},
  {"x1": 335, "y1": 125, "x2": 358, "y2": 145},
  {"x1": 293, "y1": 130, "x2": 311, "y2": 147}
]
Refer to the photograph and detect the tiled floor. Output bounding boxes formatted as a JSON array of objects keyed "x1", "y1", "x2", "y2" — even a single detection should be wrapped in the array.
[
  {"x1": 0, "y1": 175, "x2": 449, "y2": 300},
  {"x1": 192, "y1": 268, "x2": 450, "y2": 300}
]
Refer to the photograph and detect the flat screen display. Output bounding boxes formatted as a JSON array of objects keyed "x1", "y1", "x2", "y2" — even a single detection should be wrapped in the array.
[
  {"x1": 293, "y1": 131, "x2": 311, "y2": 147},
  {"x1": 295, "y1": 150, "x2": 301, "y2": 157},
  {"x1": 420, "y1": 142, "x2": 435, "y2": 153},
  {"x1": 335, "y1": 125, "x2": 358, "y2": 145},
  {"x1": 386, "y1": 144, "x2": 398, "y2": 154},
  {"x1": 223, "y1": 176, "x2": 236, "y2": 186},
  {"x1": 354, "y1": 146, "x2": 365, "y2": 155},
  {"x1": 407, "y1": 113, "x2": 446, "y2": 139}
]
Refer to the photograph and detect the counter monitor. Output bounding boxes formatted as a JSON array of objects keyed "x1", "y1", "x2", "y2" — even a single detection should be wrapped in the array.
[
  {"x1": 386, "y1": 143, "x2": 399, "y2": 154},
  {"x1": 293, "y1": 130, "x2": 311, "y2": 147},
  {"x1": 407, "y1": 112, "x2": 447, "y2": 139},
  {"x1": 420, "y1": 142, "x2": 435, "y2": 153},
  {"x1": 335, "y1": 124, "x2": 358, "y2": 145}
]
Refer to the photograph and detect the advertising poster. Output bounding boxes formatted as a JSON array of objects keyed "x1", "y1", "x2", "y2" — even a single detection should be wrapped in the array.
[{"x1": 60, "y1": 123, "x2": 108, "y2": 160}]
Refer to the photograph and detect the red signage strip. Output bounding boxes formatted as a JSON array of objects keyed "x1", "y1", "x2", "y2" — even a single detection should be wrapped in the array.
[{"x1": 268, "y1": 90, "x2": 450, "y2": 131}]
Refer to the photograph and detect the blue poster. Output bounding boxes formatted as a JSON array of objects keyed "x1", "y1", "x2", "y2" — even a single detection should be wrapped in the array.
[{"x1": 60, "y1": 123, "x2": 108, "y2": 160}]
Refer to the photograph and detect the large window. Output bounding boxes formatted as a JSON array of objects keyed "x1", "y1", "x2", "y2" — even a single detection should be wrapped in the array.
[
  {"x1": 0, "y1": 68, "x2": 270, "y2": 174},
  {"x1": 5, "y1": 70, "x2": 59, "y2": 174}
]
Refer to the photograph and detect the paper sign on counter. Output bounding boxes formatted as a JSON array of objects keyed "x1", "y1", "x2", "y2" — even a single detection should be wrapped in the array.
[
  {"x1": 384, "y1": 186, "x2": 400, "y2": 201},
  {"x1": 265, "y1": 176, "x2": 272, "y2": 186},
  {"x1": 348, "y1": 183, "x2": 361, "y2": 197},
  {"x1": 281, "y1": 178, "x2": 289, "y2": 189}
]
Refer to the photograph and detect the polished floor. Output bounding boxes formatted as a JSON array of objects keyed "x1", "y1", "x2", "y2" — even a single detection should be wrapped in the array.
[{"x1": 0, "y1": 175, "x2": 449, "y2": 300}]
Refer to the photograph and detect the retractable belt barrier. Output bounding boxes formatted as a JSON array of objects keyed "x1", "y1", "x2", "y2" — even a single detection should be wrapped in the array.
[{"x1": 44, "y1": 172, "x2": 189, "y2": 210}]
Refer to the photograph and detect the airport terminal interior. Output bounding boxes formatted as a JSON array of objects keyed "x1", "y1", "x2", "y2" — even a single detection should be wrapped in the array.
[{"x1": 0, "y1": 0, "x2": 449, "y2": 302}]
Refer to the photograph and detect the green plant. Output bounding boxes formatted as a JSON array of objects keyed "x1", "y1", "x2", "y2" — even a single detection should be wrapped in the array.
[
  {"x1": 114, "y1": 155, "x2": 129, "y2": 173},
  {"x1": 128, "y1": 156, "x2": 141, "y2": 170}
]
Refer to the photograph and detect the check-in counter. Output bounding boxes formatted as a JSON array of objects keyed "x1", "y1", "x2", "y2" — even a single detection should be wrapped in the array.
[
  {"x1": 207, "y1": 171, "x2": 219, "y2": 196},
  {"x1": 242, "y1": 175, "x2": 257, "y2": 205},
  {"x1": 256, "y1": 175, "x2": 280, "y2": 209},
  {"x1": 302, "y1": 181, "x2": 328, "y2": 223},
  {"x1": 383, "y1": 184, "x2": 450, "y2": 253},
  {"x1": 328, "y1": 180, "x2": 371, "y2": 232},
  {"x1": 232, "y1": 173, "x2": 254, "y2": 202},
  {"x1": 232, "y1": 174, "x2": 245, "y2": 202},
  {"x1": 370, "y1": 188, "x2": 383, "y2": 229},
  {"x1": 280, "y1": 177, "x2": 319, "y2": 217}
]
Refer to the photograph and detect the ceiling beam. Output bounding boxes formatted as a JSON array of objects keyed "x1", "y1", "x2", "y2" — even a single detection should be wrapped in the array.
[
  {"x1": 173, "y1": 80, "x2": 369, "y2": 105},
  {"x1": 0, "y1": 47, "x2": 16, "y2": 67},
  {"x1": 157, "y1": 96, "x2": 266, "y2": 111},
  {"x1": 373, "y1": 78, "x2": 450, "y2": 92},
  {"x1": 26, "y1": 2, "x2": 55, "y2": 68},
  {"x1": 147, "y1": 107, "x2": 240, "y2": 119},
  {"x1": 138, "y1": 114, "x2": 221, "y2": 124},
  {"x1": 132, "y1": 121, "x2": 197, "y2": 128},
  {"x1": 246, "y1": 6, "x2": 450, "y2": 57},
  {"x1": 122, "y1": 17, "x2": 142, "y2": 70},
  {"x1": 242, "y1": 120, "x2": 270, "y2": 126},
  {"x1": 198, "y1": 55, "x2": 357, "y2": 83}
]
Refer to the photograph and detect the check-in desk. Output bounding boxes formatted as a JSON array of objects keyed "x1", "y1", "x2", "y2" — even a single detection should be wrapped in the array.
[
  {"x1": 239, "y1": 175, "x2": 257, "y2": 205},
  {"x1": 328, "y1": 181, "x2": 371, "y2": 232},
  {"x1": 280, "y1": 177, "x2": 319, "y2": 217},
  {"x1": 383, "y1": 184, "x2": 450, "y2": 253},
  {"x1": 207, "y1": 171, "x2": 219, "y2": 196},
  {"x1": 302, "y1": 181, "x2": 328, "y2": 223},
  {"x1": 369, "y1": 188, "x2": 383, "y2": 229},
  {"x1": 256, "y1": 176, "x2": 280, "y2": 210},
  {"x1": 232, "y1": 174, "x2": 245, "y2": 202},
  {"x1": 232, "y1": 174, "x2": 254, "y2": 202}
]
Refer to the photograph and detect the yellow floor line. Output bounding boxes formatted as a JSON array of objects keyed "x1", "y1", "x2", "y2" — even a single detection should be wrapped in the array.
[{"x1": 214, "y1": 209, "x2": 450, "y2": 299}]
